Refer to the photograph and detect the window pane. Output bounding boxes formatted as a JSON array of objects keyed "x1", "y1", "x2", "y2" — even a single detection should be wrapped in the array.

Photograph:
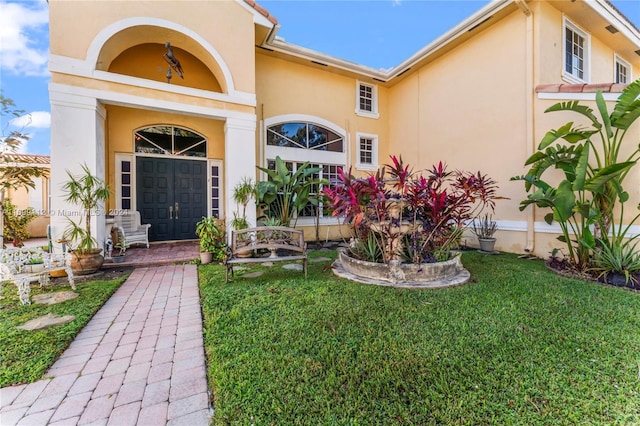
[
  {"x1": 122, "y1": 174, "x2": 130, "y2": 185},
  {"x1": 359, "y1": 84, "x2": 374, "y2": 112},
  {"x1": 267, "y1": 123, "x2": 307, "y2": 148},
  {"x1": 122, "y1": 161, "x2": 131, "y2": 172},
  {"x1": 135, "y1": 126, "x2": 206, "y2": 157},
  {"x1": 122, "y1": 199, "x2": 131, "y2": 210}
]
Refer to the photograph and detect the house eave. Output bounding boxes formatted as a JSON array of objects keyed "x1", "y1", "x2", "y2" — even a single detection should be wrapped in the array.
[{"x1": 257, "y1": 0, "x2": 639, "y2": 86}]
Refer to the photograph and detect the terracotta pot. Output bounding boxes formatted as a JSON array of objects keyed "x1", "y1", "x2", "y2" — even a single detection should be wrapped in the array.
[
  {"x1": 200, "y1": 252, "x2": 213, "y2": 264},
  {"x1": 237, "y1": 249, "x2": 253, "y2": 258},
  {"x1": 50, "y1": 269, "x2": 68, "y2": 278},
  {"x1": 71, "y1": 249, "x2": 104, "y2": 275}
]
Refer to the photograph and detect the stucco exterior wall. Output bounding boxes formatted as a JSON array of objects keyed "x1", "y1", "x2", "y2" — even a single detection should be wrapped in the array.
[
  {"x1": 388, "y1": 9, "x2": 530, "y2": 253},
  {"x1": 255, "y1": 53, "x2": 389, "y2": 173},
  {"x1": 5, "y1": 178, "x2": 49, "y2": 238},
  {"x1": 48, "y1": 0, "x2": 256, "y2": 93},
  {"x1": 536, "y1": 1, "x2": 639, "y2": 84},
  {"x1": 109, "y1": 44, "x2": 222, "y2": 92}
]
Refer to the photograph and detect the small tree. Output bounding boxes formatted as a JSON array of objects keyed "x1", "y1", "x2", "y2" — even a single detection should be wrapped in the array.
[{"x1": 0, "y1": 94, "x2": 46, "y2": 247}]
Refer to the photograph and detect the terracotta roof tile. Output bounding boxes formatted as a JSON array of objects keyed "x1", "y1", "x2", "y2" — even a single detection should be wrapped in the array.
[
  {"x1": 243, "y1": 0, "x2": 278, "y2": 25},
  {"x1": 535, "y1": 84, "x2": 561, "y2": 93},
  {"x1": 560, "y1": 84, "x2": 586, "y2": 93},
  {"x1": 536, "y1": 83, "x2": 628, "y2": 93},
  {"x1": 582, "y1": 83, "x2": 613, "y2": 93},
  {"x1": 2, "y1": 154, "x2": 50, "y2": 165}
]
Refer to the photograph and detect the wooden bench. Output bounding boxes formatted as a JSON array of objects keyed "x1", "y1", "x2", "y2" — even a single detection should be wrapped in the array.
[
  {"x1": 0, "y1": 247, "x2": 75, "y2": 305},
  {"x1": 113, "y1": 210, "x2": 151, "y2": 248},
  {"x1": 225, "y1": 226, "x2": 307, "y2": 282}
]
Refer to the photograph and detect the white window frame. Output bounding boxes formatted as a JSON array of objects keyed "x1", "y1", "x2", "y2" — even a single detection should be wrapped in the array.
[
  {"x1": 614, "y1": 54, "x2": 631, "y2": 84},
  {"x1": 115, "y1": 153, "x2": 135, "y2": 211},
  {"x1": 208, "y1": 159, "x2": 224, "y2": 219},
  {"x1": 356, "y1": 132, "x2": 379, "y2": 171},
  {"x1": 355, "y1": 81, "x2": 379, "y2": 119},
  {"x1": 562, "y1": 17, "x2": 590, "y2": 84}
]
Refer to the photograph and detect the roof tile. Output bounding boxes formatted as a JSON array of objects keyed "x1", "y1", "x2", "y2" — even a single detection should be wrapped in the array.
[
  {"x1": 536, "y1": 83, "x2": 628, "y2": 94},
  {"x1": 559, "y1": 84, "x2": 586, "y2": 93},
  {"x1": 583, "y1": 83, "x2": 613, "y2": 93},
  {"x1": 535, "y1": 84, "x2": 561, "y2": 93},
  {"x1": 243, "y1": 0, "x2": 278, "y2": 25},
  {"x1": 3, "y1": 154, "x2": 50, "y2": 165}
]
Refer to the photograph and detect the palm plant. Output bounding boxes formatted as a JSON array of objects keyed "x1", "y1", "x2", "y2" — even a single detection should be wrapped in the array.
[
  {"x1": 232, "y1": 177, "x2": 255, "y2": 230},
  {"x1": 62, "y1": 164, "x2": 111, "y2": 253}
]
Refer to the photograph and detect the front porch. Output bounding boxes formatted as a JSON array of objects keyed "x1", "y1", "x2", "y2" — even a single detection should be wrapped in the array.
[{"x1": 23, "y1": 238, "x2": 200, "y2": 269}]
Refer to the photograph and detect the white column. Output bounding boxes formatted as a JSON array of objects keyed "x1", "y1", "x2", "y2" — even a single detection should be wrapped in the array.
[
  {"x1": 224, "y1": 115, "x2": 257, "y2": 238},
  {"x1": 49, "y1": 85, "x2": 107, "y2": 252}
]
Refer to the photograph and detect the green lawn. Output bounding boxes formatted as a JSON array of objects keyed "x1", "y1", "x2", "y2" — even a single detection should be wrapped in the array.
[
  {"x1": 199, "y1": 250, "x2": 640, "y2": 425},
  {"x1": 0, "y1": 274, "x2": 128, "y2": 387}
]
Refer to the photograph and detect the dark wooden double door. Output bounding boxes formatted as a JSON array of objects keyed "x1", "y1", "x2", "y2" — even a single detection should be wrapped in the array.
[{"x1": 137, "y1": 157, "x2": 207, "y2": 242}]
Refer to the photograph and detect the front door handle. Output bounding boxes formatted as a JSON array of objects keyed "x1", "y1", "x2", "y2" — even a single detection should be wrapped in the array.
[
  {"x1": 169, "y1": 205, "x2": 173, "y2": 219},
  {"x1": 174, "y1": 202, "x2": 179, "y2": 219}
]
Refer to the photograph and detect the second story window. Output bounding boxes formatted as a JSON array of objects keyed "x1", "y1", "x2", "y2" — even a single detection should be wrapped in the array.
[
  {"x1": 563, "y1": 18, "x2": 589, "y2": 83},
  {"x1": 356, "y1": 133, "x2": 379, "y2": 171},
  {"x1": 356, "y1": 81, "x2": 379, "y2": 119},
  {"x1": 615, "y1": 55, "x2": 630, "y2": 84}
]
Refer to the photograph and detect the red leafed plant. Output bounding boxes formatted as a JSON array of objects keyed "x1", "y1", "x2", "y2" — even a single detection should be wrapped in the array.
[{"x1": 324, "y1": 156, "x2": 501, "y2": 264}]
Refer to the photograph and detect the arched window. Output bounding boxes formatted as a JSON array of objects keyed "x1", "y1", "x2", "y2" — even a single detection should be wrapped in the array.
[
  {"x1": 265, "y1": 118, "x2": 345, "y2": 222},
  {"x1": 267, "y1": 122, "x2": 343, "y2": 152},
  {"x1": 134, "y1": 125, "x2": 206, "y2": 158}
]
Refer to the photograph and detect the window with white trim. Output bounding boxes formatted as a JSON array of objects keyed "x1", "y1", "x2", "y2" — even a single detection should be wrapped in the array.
[
  {"x1": 209, "y1": 160, "x2": 223, "y2": 219},
  {"x1": 264, "y1": 116, "x2": 346, "y2": 223},
  {"x1": 116, "y1": 154, "x2": 134, "y2": 210},
  {"x1": 563, "y1": 18, "x2": 590, "y2": 83},
  {"x1": 356, "y1": 133, "x2": 379, "y2": 171},
  {"x1": 615, "y1": 55, "x2": 631, "y2": 84},
  {"x1": 356, "y1": 81, "x2": 379, "y2": 119},
  {"x1": 134, "y1": 125, "x2": 207, "y2": 157}
]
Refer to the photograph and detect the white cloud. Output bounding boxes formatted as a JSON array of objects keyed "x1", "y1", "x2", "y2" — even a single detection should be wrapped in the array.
[
  {"x1": 10, "y1": 111, "x2": 50, "y2": 129},
  {"x1": 0, "y1": 1, "x2": 49, "y2": 76}
]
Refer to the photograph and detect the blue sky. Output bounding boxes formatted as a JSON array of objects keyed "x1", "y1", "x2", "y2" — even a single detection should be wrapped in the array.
[{"x1": 1, "y1": 0, "x2": 639, "y2": 156}]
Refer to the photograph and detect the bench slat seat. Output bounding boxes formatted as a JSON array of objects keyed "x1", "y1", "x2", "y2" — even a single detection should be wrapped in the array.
[
  {"x1": 113, "y1": 210, "x2": 151, "y2": 248},
  {"x1": 225, "y1": 226, "x2": 307, "y2": 282}
]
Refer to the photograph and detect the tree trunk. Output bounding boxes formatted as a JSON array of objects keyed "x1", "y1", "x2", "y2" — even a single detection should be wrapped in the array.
[{"x1": 0, "y1": 189, "x2": 5, "y2": 248}]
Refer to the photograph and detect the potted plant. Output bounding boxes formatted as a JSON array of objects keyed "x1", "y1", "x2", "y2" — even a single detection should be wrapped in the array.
[
  {"x1": 62, "y1": 164, "x2": 111, "y2": 275},
  {"x1": 472, "y1": 213, "x2": 498, "y2": 253},
  {"x1": 231, "y1": 177, "x2": 255, "y2": 231},
  {"x1": 195, "y1": 216, "x2": 226, "y2": 264},
  {"x1": 23, "y1": 255, "x2": 45, "y2": 273}
]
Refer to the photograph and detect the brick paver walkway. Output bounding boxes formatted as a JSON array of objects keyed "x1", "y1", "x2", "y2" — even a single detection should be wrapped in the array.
[{"x1": 0, "y1": 265, "x2": 211, "y2": 426}]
